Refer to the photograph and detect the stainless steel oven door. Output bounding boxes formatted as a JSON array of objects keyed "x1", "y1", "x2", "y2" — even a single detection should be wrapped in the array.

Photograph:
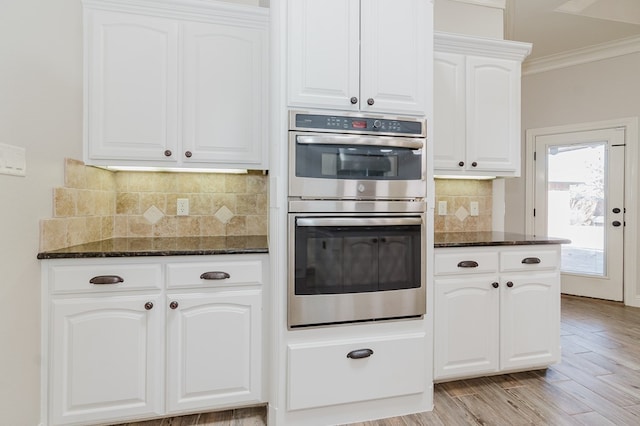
[
  {"x1": 288, "y1": 132, "x2": 426, "y2": 200},
  {"x1": 288, "y1": 214, "x2": 426, "y2": 328}
]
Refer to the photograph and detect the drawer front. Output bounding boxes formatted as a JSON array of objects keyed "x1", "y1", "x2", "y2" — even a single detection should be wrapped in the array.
[
  {"x1": 167, "y1": 258, "x2": 264, "y2": 289},
  {"x1": 434, "y1": 250, "x2": 499, "y2": 276},
  {"x1": 500, "y1": 248, "x2": 559, "y2": 272},
  {"x1": 49, "y1": 263, "x2": 162, "y2": 294},
  {"x1": 287, "y1": 333, "x2": 426, "y2": 411}
]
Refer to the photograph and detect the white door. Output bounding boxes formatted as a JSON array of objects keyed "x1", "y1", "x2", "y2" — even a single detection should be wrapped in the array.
[
  {"x1": 182, "y1": 21, "x2": 267, "y2": 167},
  {"x1": 85, "y1": 9, "x2": 179, "y2": 162},
  {"x1": 166, "y1": 290, "x2": 262, "y2": 413},
  {"x1": 50, "y1": 295, "x2": 163, "y2": 425},
  {"x1": 500, "y1": 272, "x2": 560, "y2": 370},
  {"x1": 359, "y1": 0, "x2": 430, "y2": 115},
  {"x1": 533, "y1": 128, "x2": 625, "y2": 301},
  {"x1": 287, "y1": 0, "x2": 360, "y2": 111},
  {"x1": 433, "y1": 276, "x2": 500, "y2": 380}
]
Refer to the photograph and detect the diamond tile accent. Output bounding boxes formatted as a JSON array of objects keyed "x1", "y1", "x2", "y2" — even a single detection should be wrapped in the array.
[
  {"x1": 455, "y1": 206, "x2": 469, "y2": 222},
  {"x1": 214, "y1": 206, "x2": 234, "y2": 224},
  {"x1": 143, "y1": 205, "x2": 164, "y2": 225}
]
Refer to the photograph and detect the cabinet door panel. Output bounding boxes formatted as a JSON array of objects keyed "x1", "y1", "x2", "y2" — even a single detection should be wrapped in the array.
[
  {"x1": 500, "y1": 272, "x2": 561, "y2": 370},
  {"x1": 167, "y1": 290, "x2": 262, "y2": 413},
  {"x1": 51, "y1": 295, "x2": 163, "y2": 425},
  {"x1": 466, "y1": 57, "x2": 520, "y2": 173},
  {"x1": 360, "y1": 0, "x2": 430, "y2": 115},
  {"x1": 183, "y1": 22, "x2": 267, "y2": 166},
  {"x1": 433, "y1": 52, "x2": 466, "y2": 171},
  {"x1": 434, "y1": 276, "x2": 500, "y2": 380},
  {"x1": 287, "y1": 0, "x2": 360, "y2": 110},
  {"x1": 86, "y1": 10, "x2": 178, "y2": 162}
]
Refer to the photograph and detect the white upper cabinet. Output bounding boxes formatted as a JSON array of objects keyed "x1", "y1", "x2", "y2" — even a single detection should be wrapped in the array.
[
  {"x1": 85, "y1": 10, "x2": 179, "y2": 163},
  {"x1": 434, "y1": 33, "x2": 531, "y2": 177},
  {"x1": 84, "y1": 0, "x2": 269, "y2": 170},
  {"x1": 288, "y1": 0, "x2": 432, "y2": 116},
  {"x1": 182, "y1": 21, "x2": 267, "y2": 167}
]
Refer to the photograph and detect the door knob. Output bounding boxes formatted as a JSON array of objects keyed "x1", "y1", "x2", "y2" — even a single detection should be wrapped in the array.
[
  {"x1": 613, "y1": 208, "x2": 621, "y2": 213},
  {"x1": 613, "y1": 221, "x2": 622, "y2": 227}
]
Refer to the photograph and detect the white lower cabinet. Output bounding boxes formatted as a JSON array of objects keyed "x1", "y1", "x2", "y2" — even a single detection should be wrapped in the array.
[
  {"x1": 166, "y1": 290, "x2": 262, "y2": 412},
  {"x1": 50, "y1": 294, "x2": 164, "y2": 426},
  {"x1": 42, "y1": 254, "x2": 266, "y2": 426},
  {"x1": 434, "y1": 245, "x2": 561, "y2": 382},
  {"x1": 287, "y1": 332, "x2": 426, "y2": 411}
]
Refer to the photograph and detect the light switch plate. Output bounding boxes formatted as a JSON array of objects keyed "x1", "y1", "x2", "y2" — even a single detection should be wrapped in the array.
[
  {"x1": 438, "y1": 201, "x2": 447, "y2": 216},
  {"x1": 470, "y1": 201, "x2": 479, "y2": 216},
  {"x1": 0, "y1": 143, "x2": 26, "y2": 177}
]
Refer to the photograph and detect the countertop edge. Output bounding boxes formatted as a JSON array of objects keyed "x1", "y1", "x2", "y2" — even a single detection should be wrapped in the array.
[
  {"x1": 37, "y1": 247, "x2": 269, "y2": 260},
  {"x1": 434, "y1": 239, "x2": 571, "y2": 248}
]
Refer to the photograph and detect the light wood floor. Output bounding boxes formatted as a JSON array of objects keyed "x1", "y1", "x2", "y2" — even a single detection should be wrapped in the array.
[{"x1": 115, "y1": 295, "x2": 640, "y2": 425}]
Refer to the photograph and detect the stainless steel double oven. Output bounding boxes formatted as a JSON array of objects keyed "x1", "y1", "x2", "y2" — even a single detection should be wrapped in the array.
[{"x1": 288, "y1": 110, "x2": 428, "y2": 328}]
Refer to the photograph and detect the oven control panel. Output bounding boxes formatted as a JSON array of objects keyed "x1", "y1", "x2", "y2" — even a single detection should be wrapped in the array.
[{"x1": 291, "y1": 111, "x2": 426, "y2": 137}]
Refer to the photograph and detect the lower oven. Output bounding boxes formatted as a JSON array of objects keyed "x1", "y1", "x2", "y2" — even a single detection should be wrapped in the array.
[{"x1": 288, "y1": 206, "x2": 426, "y2": 328}]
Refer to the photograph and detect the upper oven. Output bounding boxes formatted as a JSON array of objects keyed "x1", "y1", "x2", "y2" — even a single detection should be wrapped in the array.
[{"x1": 289, "y1": 110, "x2": 427, "y2": 201}]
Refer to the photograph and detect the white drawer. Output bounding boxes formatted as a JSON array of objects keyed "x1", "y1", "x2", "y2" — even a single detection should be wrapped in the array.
[
  {"x1": 167, "y1": 258, "x2": 264, "y2": 289},
  {"x1": 500, "y1": 247, "x2": 559, "y2": 272},
  {"x1": 434, "y1": 250, "x2": 499, "y2": 276},
  {"x1": 48, "y1": 263, "x2": 162, "y2": 294},
  {"x1": 287, "y1": 333, "x2": 426, "y2": 411}
]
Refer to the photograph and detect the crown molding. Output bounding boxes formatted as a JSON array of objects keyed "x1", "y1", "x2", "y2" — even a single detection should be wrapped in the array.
[
  {"x1": 446, "y1": 0, "x2": 506, "y2": 10},
  {"x1": 434, "y1": 31, "x2": 532, "y2": 61},
  {"x1": 82, "y1": 0, "x2": 269, "y2": 24},
  {"x1": 522, "y1": 35, "x2": 640, "y2": 76}
]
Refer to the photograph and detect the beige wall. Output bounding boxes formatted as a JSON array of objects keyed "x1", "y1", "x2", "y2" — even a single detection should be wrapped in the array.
[
  {"x1": 0, "y1": 0, "x2": 261, "y2": 423},
  {"x1": 0, "y1": 1, "x2": 82, "y2": 423},
  {"x1": 435, "y1": 0, "x2": 504, "y2": 39},
  {"x1": 505, "y1": 53, "x2": 640, "y2": 234}
]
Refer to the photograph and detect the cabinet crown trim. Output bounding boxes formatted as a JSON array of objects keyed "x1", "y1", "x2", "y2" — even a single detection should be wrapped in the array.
[
  {"x1": 83, "y1": 0, "x2": 269, "y2": 24},
  {"x1": 435, "y1": 32, "x2": 532, "y2": 61}
]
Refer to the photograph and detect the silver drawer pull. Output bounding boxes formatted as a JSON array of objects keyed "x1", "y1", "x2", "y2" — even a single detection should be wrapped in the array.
[
  {"x1": 200, "y1": 271, "x2": 231, "y2": 280},
  {"x1": 521, "y1": 257, "x2": 541, "y2": 264},
  {"x1": 457, "y1": 260, "x2": 479, "y2": 268},
  {"x1": 89, "y1": 275, "x2": 124, "y2": 285},
  {"x1": 347, "y1": 348, "x2": 374, "y2": 359}
]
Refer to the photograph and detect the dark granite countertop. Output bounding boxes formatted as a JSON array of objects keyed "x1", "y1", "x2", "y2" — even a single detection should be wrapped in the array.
[
  {"x1": 37, "y1": 236, "x2": 269, "y2": 259},
  {"x1": 434, "y1": 232, "x2": 571, "y2": 248}
]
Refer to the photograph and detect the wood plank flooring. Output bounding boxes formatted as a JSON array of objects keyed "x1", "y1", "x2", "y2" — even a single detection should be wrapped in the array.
[{"x1": 114, "y1": 295, "x2": 640, "y2": 426}]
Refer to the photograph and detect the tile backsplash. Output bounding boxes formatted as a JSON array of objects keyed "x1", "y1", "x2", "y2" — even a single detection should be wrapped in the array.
[
  {"x1": 40, "y1": 159, "x2": 268, "y2": 251},
  {"x1": 435, "y1": 179, "x2": 492, "y2": 233}
]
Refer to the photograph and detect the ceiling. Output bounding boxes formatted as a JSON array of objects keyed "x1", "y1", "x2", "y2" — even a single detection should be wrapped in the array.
[{"x1": 505, "y1": 0, "x2": 640, "y2": 60}]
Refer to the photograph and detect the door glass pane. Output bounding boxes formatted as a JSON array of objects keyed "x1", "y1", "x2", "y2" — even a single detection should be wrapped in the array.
[{"x1": 547, "y1": 142, "x2": 606, "y2": 276}]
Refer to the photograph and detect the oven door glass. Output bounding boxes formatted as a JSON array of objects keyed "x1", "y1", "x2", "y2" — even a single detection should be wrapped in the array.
[
  {"x1": 294, "y1": 134, "x2": 423, "y2": 180},
  {"x1": 294, "y1": 217, "x2": 422, "y2": 295}
]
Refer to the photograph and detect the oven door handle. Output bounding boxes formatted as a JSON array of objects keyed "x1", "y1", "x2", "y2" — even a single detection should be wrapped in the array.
[
  {"x1": 296, "y1": 135, "x2": 424, "y2": 150},
  {"x1": 296, "y1": 217, "x2": 423, "y2": 227}
]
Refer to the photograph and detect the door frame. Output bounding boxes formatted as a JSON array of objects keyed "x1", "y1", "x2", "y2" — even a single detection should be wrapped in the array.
[{"x1": 525, "y1": 117, "x2": 639, "y2": 307}]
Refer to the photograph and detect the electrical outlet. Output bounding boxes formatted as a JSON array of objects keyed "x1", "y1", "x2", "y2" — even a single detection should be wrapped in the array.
[
  {"x1": 470, "y1": 201, "x2": 479, "y2": 216},
  {"x1": 438, "y1": 201, "x2": 447, "y2": 216},
  {"x1": 177, "y1": 198, "x2": 189, "y2": 216}
]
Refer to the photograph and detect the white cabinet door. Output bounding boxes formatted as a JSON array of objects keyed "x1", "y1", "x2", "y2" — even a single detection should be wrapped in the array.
[
  {"x1": 500, "y1": 272, "x2": 561, "y2": 371},
  {"x1": 287, "y1": 0, "x2": 360, "y2": 111},
  {"x1": 434, "y1": 276, "x2": 500, "y2": 381},
  {"x1": 50, "y1": 295, "x2": 163, "y2": 425},
  {"x1": 287, "y1": 0, "x2": 429, "y2": 115},
  {"x1": 360, "y1": 0, "x2": 429, "y2": 115},
  {"x1": 166, "y1": 289, "x2": 262, "y2": 413},
  {"x1": 85, "y1": 10, "x2": 178, "y2": 162},
  {"x1": 466, "y1": 56, "x2": 520, "y2": 173},
  {"x1": 433, "y1": 52, "x2": 466, "y2": 171},
  {"x1": 182, "y1": 21, "x2": 268, "y2": 168}
]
